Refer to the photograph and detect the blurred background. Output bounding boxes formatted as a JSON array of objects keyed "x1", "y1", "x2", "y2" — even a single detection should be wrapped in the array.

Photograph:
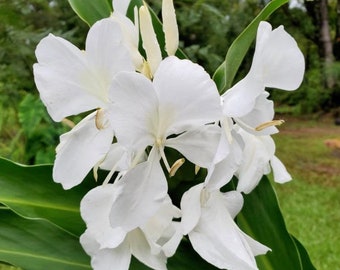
[{"x1": 0, "y1": 0, "x2": 339, "y2": 269}]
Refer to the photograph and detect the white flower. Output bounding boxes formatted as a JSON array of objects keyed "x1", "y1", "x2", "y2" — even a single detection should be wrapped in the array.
[
  {"x1": 33, "y1": 18, "x2": 134, "y2": 189},
  {"x1": 109, "y1": 56, "x2": 223, "y2": 171},
  {"x1": 80, "y1": 182, "x2": 181, "y2": 270},
  {"x1": 222, "y1": 21, "x2": 305, "y2": 134},
  {"x1": 181, "y1": 184, "x2": 270, "y2": 270},
  {"x1": 180, "y1": 137, "x2": 270, "y2": 269},
  {"x1": 34, "y1": 18, "x2": 133, "y2": 122}
]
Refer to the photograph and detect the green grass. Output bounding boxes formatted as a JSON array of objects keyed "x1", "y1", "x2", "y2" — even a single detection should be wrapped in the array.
[{"x1": 272, "y1": 114, "x2": 340, "y2": 270}]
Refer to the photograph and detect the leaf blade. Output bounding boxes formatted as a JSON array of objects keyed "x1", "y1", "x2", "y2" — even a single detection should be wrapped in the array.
[
  {"x1": 0, "y1": 158, "x2": 96, "y2": 236},
  {"x1": 237, "y1": 176, "x2": 315, "y2": 270},
  {"x1": 68, "y1": 0, "x2": 112, "y2": 26},
  {"x1": 0, "y1": 209, "x2": 90, "y2": 270}
]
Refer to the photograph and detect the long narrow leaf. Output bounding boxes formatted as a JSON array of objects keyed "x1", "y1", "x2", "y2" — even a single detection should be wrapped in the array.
[
  {"x1": 0, "y1": 209, "x2": 90, "y2": 270},
  {"x1": 237, "y1": 176, "x2": 315, "y2": 270},
  {"x1": 213, "y1": 0, "x2": 289, "y2": 93},
  {"x1": 0, "y1": 158, "x2": 96, "y2": 236},
  {"x1": 291, "y1": 236, "x2": 317, "y2": 270}
]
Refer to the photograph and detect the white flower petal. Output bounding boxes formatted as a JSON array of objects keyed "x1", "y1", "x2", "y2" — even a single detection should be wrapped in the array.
[
  {"x1": 205, "y1": 137, "x2": 242, "y2": 191},
  {"x1": 142, "y1": 196, "x2": 180, "y2": 243},
  {"x1": 252, "y1": 21, "x2": 305, "y2": 90},
  {"x1": 189, "y1": 191, "x2": 259, "y2": 270},
  {"x1": 270, "y1": 155, "x2": 292, "y2": 183},
  {"x1": 221, "y1": 191, "x2": 244, "y2": 219},
  {"x1": 241, "y1": 231, "x2": 271, "y2": 256},
  {"x1": 166, "y1": 125, "x2": 221, "y2": 168},
  {"x1": 110, "y1": 71, "x2": 158, "y2": 150},
  {"x1": 34, "y1": 35, "x2": 105, "y2": 121},
  {"x1": 80, "y1": 231, "x2": 131, "y2": 270},
  {"x1": 153, "y1": 56, "x2": 222, "y2": 134},
  {"x1": 222, "y1": 74, "x2": 265, "y2": 118},
  {"x1": 112, "y1": 0, "x2": 131, "y2": 15},
  {"x1": 161, "y1": 222, "x2": 183, "y2": 257},
  {"x1": 86, "y1": 18, "x2": 134, "y2": 80},
  {"x1": 109, "y1": 149, "x2": 168, "y2": 231},
  {"x1": 99, "y1": 143, "x2": 133, "y2": 172},
  {"x1": 34, "y1": 19, "x2": 134, "y2": 122},
  {"x1": 80, "y1": 185, "x2": 127, "y2": 249},
  {"x1": 111, "y1": 12, "x2": 144, "y2": 70},
  {"x1": 128, "y1": 229, "x2": 167, "y2": 270},
  {"x1": 180, "y1": 183, "x2": 203, "y2": 235},
  {"x1": 236, "y1": 130, "x2": 275, "y2": 194},
  {"x1": 235, "y1": 92, "x2": 278, "y2": 135},
  {"x1": 53, "y1": 111, "x2": 113, "y2": 189}
]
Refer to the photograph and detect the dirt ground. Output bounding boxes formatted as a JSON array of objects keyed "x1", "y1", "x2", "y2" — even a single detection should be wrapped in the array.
[{"x1": 275, "y1": 113, "x2": 340, "y2": 187}]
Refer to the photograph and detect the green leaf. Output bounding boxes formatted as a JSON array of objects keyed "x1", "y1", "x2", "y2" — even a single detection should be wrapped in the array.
[
  {"x1": 237, "y1": 176, "x2": 315, "y2": 270},
  {"x1": 68, "y1": 0, "x2": 112, "y2": 26},
  {"x1": 0, "y1": 158, "x2": 97, "y2": 236},
  {"x1": 0, "y1": 209, "x2": 90, "y2": 270},
  {"x1": 291, "y1": 236, "x2": 317, "y2": 270},
  {"x1": 213, "y1": 0, "x2": 289, "y2": 93}
]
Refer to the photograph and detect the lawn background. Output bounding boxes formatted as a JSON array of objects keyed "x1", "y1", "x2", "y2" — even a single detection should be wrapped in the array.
[{"x1": 273, "y1": 113, "x2": 340, "y2": 270}]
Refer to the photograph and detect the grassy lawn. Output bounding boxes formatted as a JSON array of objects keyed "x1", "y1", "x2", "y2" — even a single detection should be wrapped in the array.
[{"x1": 272, "y1": 114, "x2": 340, "y2": 270}]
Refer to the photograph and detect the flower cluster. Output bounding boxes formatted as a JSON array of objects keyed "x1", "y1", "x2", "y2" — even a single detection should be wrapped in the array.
[{"x1": 33, "y1": 0, "x2": 304, "y2": 269}]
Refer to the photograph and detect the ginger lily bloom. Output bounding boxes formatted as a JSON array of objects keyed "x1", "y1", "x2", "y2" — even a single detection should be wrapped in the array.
[
  {"x1": 180, "y1": 136, "x2": 269, "y2": 269},
  {"x1": 34, "y1": 18, "x2": 133, "y2": 122},
  {"x1": 107, "y1": 56, "x2": 223, "y2": 238},
  {"x1": 109, "y1": 56, "x2": 223, "y2": 172},
  {"x1": 33, "y1": 18, "x2": 134, "y2": 189},
  {"x1": 222, "y1": 21, "x2": 305, "y2": 134},
  {"x1": 80, "y1": 182, "x2": 181, "y2": 270}
]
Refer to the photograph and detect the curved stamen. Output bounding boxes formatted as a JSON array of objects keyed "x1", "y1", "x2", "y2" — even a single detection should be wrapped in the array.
[
  {"x1": 170, "y1": 158, "x2": 185, "y2": 177},
  {"x1": 255, "y1": 119, "x2": 285, "y2": 131}
]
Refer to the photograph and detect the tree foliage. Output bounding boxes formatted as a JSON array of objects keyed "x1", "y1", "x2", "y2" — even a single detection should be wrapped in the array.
[{"x1": 0, "y1": 0, "x2": 88, "y2": 163}]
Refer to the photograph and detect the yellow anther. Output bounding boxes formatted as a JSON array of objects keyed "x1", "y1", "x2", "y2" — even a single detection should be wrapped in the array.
[
  {"x1": 61, "y1": 118, "x2": 75, "y2": 128},
  {"x1": 141, "y1": 60, "x2": 153, "y2": 80},
  {"x1": 95, "y1": 108, "x2": 107, "y2": 130},
  {"x1": 169, "y1": 158, "x2": 185, "y2": 177},
  {"x1": 195, "y1": 165, "x2": 201, "y2": 175},
  {"x1": 255, "y1": 119, "x2": 285, "y2": 131}
]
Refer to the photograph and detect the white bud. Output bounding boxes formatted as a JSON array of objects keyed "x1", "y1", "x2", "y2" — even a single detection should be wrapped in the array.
[
  {"x1": 139, "y1": 5, "x2": 162, "y2": 76},
  {"x1": 162, "y1": 0, "x2": 179, "y2": 55}
]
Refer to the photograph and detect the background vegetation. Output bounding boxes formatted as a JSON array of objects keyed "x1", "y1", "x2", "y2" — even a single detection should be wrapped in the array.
[{"x1": 0, "y1": 0, "x2": 339, "y2": 269}]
